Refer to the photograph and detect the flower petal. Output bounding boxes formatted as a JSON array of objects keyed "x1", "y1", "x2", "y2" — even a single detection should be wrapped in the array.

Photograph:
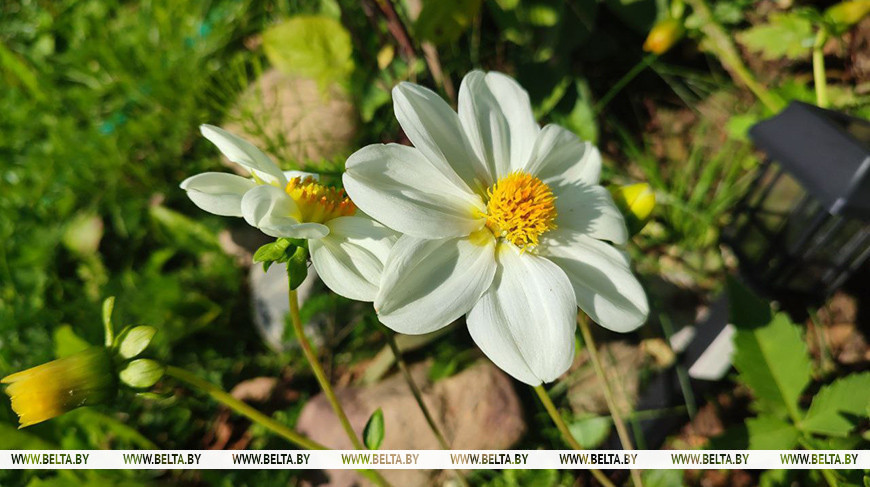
[
  {"x1": 375, "y1": 233, "x2": 497, "y2": 334},
  {"x1": 553, "y1": 183, "x2": 628, "y2": 245},
  {"x1": 180, "y1": 172, "x2": 256, "y2": 217},
  {"x1": 200, "y1": 124, "x2": 286, "y2": 186},
  {"x1": 524, "y1": 124, "x2": 602, "y2": 187},
  {"x1": 343, "y1": 143, "x2": 486, "y2": 239},
  {"x1": 240, "y1": 185, "x2": 329, "y2": 239},
  {"x1": 283, "y1": 170, "x2": 320, "y2": 181},
  {"x1": 458, "y1": 71, "x2": 540, "y2": 180},
  {"x1": 542, "y1": 228, "x2": 649, "y2": 333},
  {"x1": 467, "y1": 244, "x2": 576, "y2": 385},
  {"x1": 393, "y1": 82, "x2": 487, "y2": 189},
  {"x1": 309, "y1": 215, "x2": 398, "y2": 302}
]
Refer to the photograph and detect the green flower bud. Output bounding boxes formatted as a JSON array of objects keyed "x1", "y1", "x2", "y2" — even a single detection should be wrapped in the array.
[
  {"x1": 825, "y1": 1, "x2": 870, "y2": 31},
  {"x1": 2, "y1": 348, "x2": 117, "y2": 428}
]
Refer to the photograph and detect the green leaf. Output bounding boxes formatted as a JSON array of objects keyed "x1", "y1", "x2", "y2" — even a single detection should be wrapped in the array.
[
  {"x1": 54, "y1": 325, "x2": 92, "y2": 359},
  {"x1": 286, "y1": 245, "x2": 309, "y2": 291},
  {"x1": 115, "y1": 325, "x2": 157, "y2": 359},
  {"x1": 643, "y1": 469, "x2": 685, "y2": 487},
  {"x1": 262, "y1": 16, "x2": 354, "y2": 88},
  {"x1": 746, "y1": 415, "x2": 800, "y2": 449},
  {"x1": 802, "y1": 372, "x2": 870, "y2": 437},
  {"x1": 119, "y1": 359, "x2": 165, "y2": 389},
  {"x1": 737, "y1": 12, "x2": 814, "y2": 61},
  {"x1": 551, "y1": 80, "x2": 598, "y2": 144},
  {"x1": 363, "y1": 408, "x2": 385, "y2": 450},
  {"x1": 415, "y1": 0, "x2": 483, "y2": 45},
  {"x1": 149, "y1": 204, "x2": 220, "y2": 252},
  {"x1": 727, "y1": 277, "x2": 772, "y2": 329},
  {"x1": 254, "y1": 238, "x2": 295, "y2": 272},
  {"x1": 732, "y1": 312, "x2": 812, "y2": 419},
  {"x1": 568, "y1": 415, "x2": 612, "y2": 448}
]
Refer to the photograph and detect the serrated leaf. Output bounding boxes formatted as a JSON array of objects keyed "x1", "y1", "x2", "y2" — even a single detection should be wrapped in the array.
[
  {"x1": 363, "y1": 408, "x2": 385, "y2": 450},
  {"x1": 746, "y1": 415, "x2": 800, "y2": 449},
  {"x1": 116, "y1": 325, "x2": 157, "y2": 359},
  {"x1": 262, "y1": 16, "x2": 354, "y2": 88},
  {"x1": 802, "y1": 372, "x2": 870, "y2": 437},
  {"x1": 568, "y1": 415, "x2": 612, "y2": 448},
  {"x1": 737, "y1": 12, "x2": 814, "y2": 61},
  {"x1": 415, "y1": 0, "x2": 482, "y2": 45},
  {"x1": 732, "y1": 312, "x2": 812, "y2": 419}
]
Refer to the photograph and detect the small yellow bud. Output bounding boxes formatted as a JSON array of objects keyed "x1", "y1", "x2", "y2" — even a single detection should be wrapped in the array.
[
  {"x1": 611, "y1": 183, "x2": 656, "y2": 236},
  {"x1": 825, "y1": 1, "x2": 870, "y2": 31},
  {"x1": 643, "y1": 18, "x2": 685, "y2": 55},
  {"x1": 2, "y1": 348, "x2": 117, "y2": 428}
]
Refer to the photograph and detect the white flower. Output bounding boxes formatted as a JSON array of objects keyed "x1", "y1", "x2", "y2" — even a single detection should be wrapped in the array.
[
  {"x1": 343, "y1": 71, "x2": 649, "y2": 385},
  {"x1": 181, "y1": 125, "x2": 397, "y2": 301}
]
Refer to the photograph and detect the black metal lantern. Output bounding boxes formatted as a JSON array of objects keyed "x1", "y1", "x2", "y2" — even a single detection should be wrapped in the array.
[{"x1": 722, "y1": 101, "x2": 870, "y2": 308}]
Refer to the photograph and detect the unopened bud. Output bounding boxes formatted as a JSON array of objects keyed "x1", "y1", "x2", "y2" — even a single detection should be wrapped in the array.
[
  {"x1": 643, "y1": 18, "x2": 685, "y2": 55},
  {"x1": 611, "y1": 183, "x2": 656, "y2": 236},
  {"x1": 825, "y1": 1, "x2": 870, "y2": 31}
]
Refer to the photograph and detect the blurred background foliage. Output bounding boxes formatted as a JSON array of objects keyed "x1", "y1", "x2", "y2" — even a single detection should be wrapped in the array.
[{"x1": 1, "y1": 0, "x2": 869, "y2": 485}]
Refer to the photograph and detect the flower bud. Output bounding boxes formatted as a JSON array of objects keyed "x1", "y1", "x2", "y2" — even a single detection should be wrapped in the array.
[
  {"x1": 2, "y1": 348, "x2": 117, "y2": 428},
  {"x1": 643, "y1": 18, "x2": 685, "y2": 55},
  {"x1": 825, "y1": 1, "x2": 870, "y2": 31},
  {"x1": 611, "y1": 183, "x2": 656, "y2": 236}
]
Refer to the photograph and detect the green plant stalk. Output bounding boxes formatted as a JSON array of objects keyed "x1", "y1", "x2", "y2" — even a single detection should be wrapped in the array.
[
  {"x1": 578, "y1": 313, "x2": 644, "y2": 487},
  {"x1": 287, "y1": 287, "x2": 365, "y2": 450},
  {"x1": 385, "y1": 333, "x2": 470, "y2": 487},
  {"x1": 799, "y1": 438, "x2": 839, "y2": 487},
  {"x1": 533, "y1": 385, "x2": 618, "y2": 487},
  {"x1": 165, "y1": 366, "x2": 390, "y2": 487},
  {"x1": 594, "y1": 53, "x2": 658, "y2": 114},
  {"x1": 683, "y1": 0, "x2": 784, "y2": 113},
  {"x1": 813, "y1": 29, "x2": 830, "y2": 108}
]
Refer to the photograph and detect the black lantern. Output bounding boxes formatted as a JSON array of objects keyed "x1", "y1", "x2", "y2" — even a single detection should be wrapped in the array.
[{"x1": 722, "y1": 101, "x2": 870, "y2": 308}]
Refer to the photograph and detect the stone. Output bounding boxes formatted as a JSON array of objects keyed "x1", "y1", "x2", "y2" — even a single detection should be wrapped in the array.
[{"x1": 296, "y1": 360, "x2": 526, "y2": 486}]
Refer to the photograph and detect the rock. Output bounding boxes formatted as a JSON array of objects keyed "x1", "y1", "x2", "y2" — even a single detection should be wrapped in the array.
[
  {"x1": 296, "y1": 360, "x2": 526, "y2": 486},
  {"x1": 222, "y1": 69, "x2": 357, "y2": 169},
  {"x1": 567, "y1": 341, "x2": 648, "y2": 416},
  {"x1": 249, "y1": 260, "x2": 322, "y2": 352}
]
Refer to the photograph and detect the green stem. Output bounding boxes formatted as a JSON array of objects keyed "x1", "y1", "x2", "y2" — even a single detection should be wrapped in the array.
[
  {"x1": 813, "y1": 29, "x2": 830, "y2": 108},
  {"x1": 683, "y1": 0, "x2": 784, "y2": 113},
  {"x1": 594, "y1": 54, "x2": 657, "y2": 114},
  {"x1": 386, "y1": 334, "x2": 470, "y2": 487},
  {"x1": 578, "y1": 314, "x2": 644, "y2": 487},
  {"x1": 533, "y1": 385, "x2": 618, "y2": 487},
  {"x1": 287, "y1": 286, "x2": 365, "y2": 450},
  {"x1": 165, "y1": 366, "x2": 390, "y2": 487},
  {"x1": 165, "y1": 365, "x2": 324, "y2": 450}
]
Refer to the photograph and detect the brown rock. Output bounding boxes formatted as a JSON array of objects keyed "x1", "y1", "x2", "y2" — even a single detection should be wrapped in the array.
[
  {"x1": 296, "y1": 360, "x2": 526, "y2": 486},
  {"x1": 223, "y1": 69, "x2": 358, "y2": 168}
]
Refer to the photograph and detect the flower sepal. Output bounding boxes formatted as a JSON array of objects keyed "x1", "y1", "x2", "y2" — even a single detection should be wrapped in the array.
[{"x1": 253, "y1": 238, "x2": 310, "y2": 290}]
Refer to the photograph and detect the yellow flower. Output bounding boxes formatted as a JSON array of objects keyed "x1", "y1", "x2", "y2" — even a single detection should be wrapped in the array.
[
  {"x1": 2, "y1": 348, "x2": 116, "y2": 428},
  {"x1": 611, "y1": 183, "x2": 655, "y2": 236},
  {"x1": 643, "y1": 18, "x2": 684, "y2": 55}
]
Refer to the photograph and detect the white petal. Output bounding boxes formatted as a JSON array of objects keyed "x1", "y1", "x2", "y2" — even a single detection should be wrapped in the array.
[
  {"x1": 200, "y1": 124, "x2": 287, "y2": 186},
  {"x1": 240, "y1": 185, "x2": 329, "y2": 239},
  {"x1": 283, "y1": 170, "x2": 319, "y2": 181},
  {"x1": 343, "y1": 143, "x2": 486, "y2": 239},
  {"x1": 467, "y1": 244, "x2": 576, "y2": 385},
  {"x1": 524, "y1": 124, "x2": 602, "y2": 187},
  {"x1": 309, "y1": 216, "x2": 398, "y2": 302},
  {"x1": 180, "y1": 172, "x2": 256, "y2": 217},
  {"x1": 393, "y1": 82, "x2": 487, "y2": 189},
  {"x1": 554, "y1": 183, "x2": 628, "y2": 245},
  {"x1": 458, "y1": 71, "x2": 540, "y2": 180},
  {"x1": 375, "y1": 233, "x2": 497, "y2": 334},
  {"x1": 542, "y1": 229, "x2": 649, "y2": 333}
]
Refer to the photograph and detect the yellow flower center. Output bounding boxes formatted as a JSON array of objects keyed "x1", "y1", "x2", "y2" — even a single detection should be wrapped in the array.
[
  {"x1": 285, "y1": 176, "x2": 356, "y2": 223},
  {"x1": 484, "y1": 171, "x2": 557, "y2": 249}
]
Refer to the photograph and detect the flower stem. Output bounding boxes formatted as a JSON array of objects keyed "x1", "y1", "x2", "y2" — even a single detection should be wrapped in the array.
[
  {"x1": 287, "y1": 286, "x2": 365, "y2": 450},
  {"x1": 165, "y1": 365, "x2": 324, "y2": 450},
  {"x1": 577, "y1": 313, "x2": 644, "y2": 487},
  {"x1": 533, "y1": 385, "x2": 617, "y2": 487},
  {"x1": 813, "y1": 29, "x2": 830, "y2": 108},
  {"x1": 594, "y1": 54, "x2": 657, "y2": 114},
  {"x1": 165, "y1": 366, "x2": 391, "y2": 487},
  {"x1": 386, "y1": 333, "x2": 470, "y2": 487}
]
